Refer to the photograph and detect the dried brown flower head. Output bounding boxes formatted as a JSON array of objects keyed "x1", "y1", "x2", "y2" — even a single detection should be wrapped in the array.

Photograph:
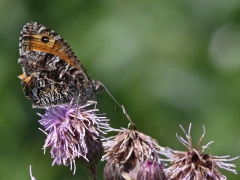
[
  {"x1": 161, "y1": 124, "x2": 239, "y2": 180},
  {"x1": 102, "y1": 128, "x2": 165, "y2": 180}
]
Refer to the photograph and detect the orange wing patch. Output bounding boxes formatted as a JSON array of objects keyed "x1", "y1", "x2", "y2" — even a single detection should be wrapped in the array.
[
  {"x1": 18, "y1": 73, "x2": 32, "y2": 84},
  {"x1": 23, "y1": 34, "x2": 80, "y2": 70}
]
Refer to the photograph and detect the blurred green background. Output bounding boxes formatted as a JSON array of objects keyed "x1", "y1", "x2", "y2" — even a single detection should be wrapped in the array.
[{"x1": 1, "y1": 0, "x2": 240, "y2": 179}]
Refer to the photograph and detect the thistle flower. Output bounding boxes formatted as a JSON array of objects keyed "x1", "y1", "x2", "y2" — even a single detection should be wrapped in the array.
[
  {"x1": 122, "y1": 159, "x2": 167, "y2": 180},
  {"x1": 38, "y1": 101, "x2": 112, "y2": 176},
  {"x1": 161, "y1": 123, "x2": 239, "y2": 180},
  {"x1": 102, "y1": 128, "x2": 166, "y2": 180}
]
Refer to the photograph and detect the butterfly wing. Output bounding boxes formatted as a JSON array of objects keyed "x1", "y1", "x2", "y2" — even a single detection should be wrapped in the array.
[{"x1": 18, "y1": 22, "x2": 102, "y2": 108}]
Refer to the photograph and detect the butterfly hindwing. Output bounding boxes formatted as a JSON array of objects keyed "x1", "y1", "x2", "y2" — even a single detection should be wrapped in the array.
[{"x1": 18, "y1": 22, "x2": 103, "y2": 108}]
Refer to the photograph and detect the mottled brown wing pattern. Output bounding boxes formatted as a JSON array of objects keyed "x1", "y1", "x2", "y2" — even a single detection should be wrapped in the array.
[{"x1": 18, "y1": 22, "x2": 103, "y2": 108}]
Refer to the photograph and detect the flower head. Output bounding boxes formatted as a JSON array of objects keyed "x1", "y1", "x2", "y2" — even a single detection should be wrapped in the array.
[
  {"x1": 161, "y1": 123, "x2": 239, "y2": 180},
  {"x1": 38, "y1": 101, "x2": 111, "y2": 174},
  {"x1": 102, "y1": 128, "x2": 166, "y2": 180},
  {"x1": 122, "y1": 159, "x2": 167, "y2": 180}
]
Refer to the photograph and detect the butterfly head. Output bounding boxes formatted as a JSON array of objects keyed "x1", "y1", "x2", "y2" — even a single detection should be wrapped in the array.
[{"x1": 92, "y1": 80, "x2": 104, "y2": 95}]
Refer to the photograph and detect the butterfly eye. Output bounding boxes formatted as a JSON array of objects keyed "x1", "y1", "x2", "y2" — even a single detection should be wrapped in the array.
[{"x1": 41, "y1": 36, "x2": 49, "y2": 43}]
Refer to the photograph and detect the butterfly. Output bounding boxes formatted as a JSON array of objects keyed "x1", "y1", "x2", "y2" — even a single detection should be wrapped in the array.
[{"x1": 18, "y1": 22, "x2": 103, "y2": 108}]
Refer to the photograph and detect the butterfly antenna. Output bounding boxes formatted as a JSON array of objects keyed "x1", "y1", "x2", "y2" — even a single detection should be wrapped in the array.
[{"x1": 102, "y1": 84, "x2": 137, "y2": 130}]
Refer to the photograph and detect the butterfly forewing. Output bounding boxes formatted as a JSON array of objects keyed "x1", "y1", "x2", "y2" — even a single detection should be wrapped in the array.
[{"x1": 18, "y1": 22, "x2": 103, "y2": 108}]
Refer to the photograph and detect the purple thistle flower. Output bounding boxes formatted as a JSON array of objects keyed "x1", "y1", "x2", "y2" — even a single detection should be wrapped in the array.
[
  {"x1": 38, "y1": 101, "x2": 112, "y2": 175},
  {"x1": 122, "y1": 159, "x2": 167, "y2": 180},
  {"x1": 161, "y1": 123, "x2": 239, "y2": 180}
]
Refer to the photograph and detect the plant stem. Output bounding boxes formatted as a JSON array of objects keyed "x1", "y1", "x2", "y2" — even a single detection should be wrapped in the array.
[{"x1": 88, "y1": 167, "x2": 97, "y2": 180}]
